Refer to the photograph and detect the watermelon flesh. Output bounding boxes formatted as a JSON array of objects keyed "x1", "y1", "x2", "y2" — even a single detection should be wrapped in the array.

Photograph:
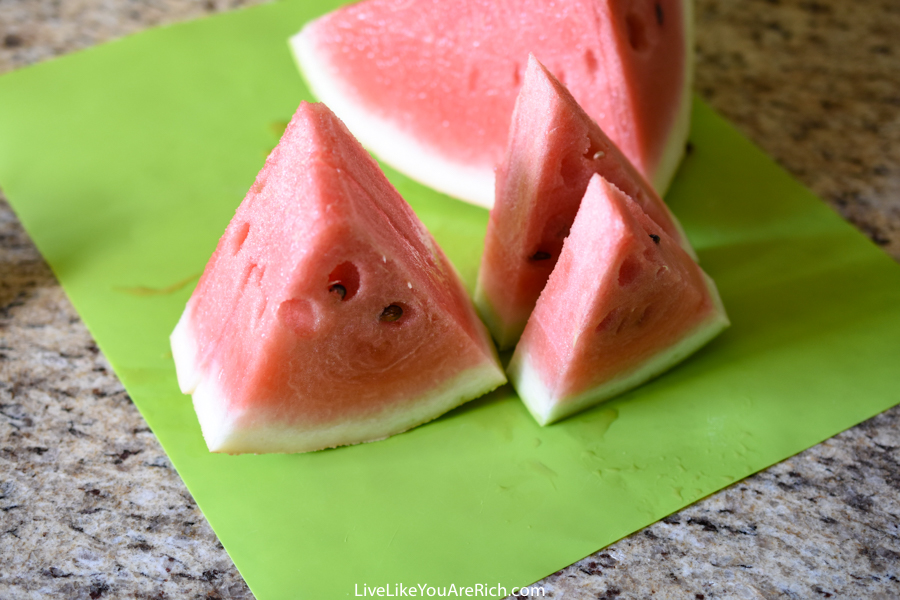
[
  {"x1": 291, "y1": 0, "x2": 693, "y2": 207},
  {"x1": 508, "y1": 174, "x2": 729, "y2": 426},
  {"x1": 475, "y1": 55, "x2": 694, "y2": 350},
  {"x1": 171, "y1": 102, "x2": 506, "y2": 454}
]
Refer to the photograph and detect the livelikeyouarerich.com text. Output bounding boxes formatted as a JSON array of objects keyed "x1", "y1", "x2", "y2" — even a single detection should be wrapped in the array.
[{"x1": 354, "y1": 583, "x2": 546, "y2": 597}]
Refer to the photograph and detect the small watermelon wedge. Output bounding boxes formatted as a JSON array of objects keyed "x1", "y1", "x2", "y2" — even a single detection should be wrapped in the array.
[
  {"x1": 475, "y1": 55, "x2": 694, "y2": 350},
  {"x1": 171, "y1": 102, "x2": 506, "y2": 454},
  {"x1": 291, "y1": 0, "x2": 693, "y2": 207},
  {"x1": 508, "y1": 174, "x2": 729, "y2": 426}
]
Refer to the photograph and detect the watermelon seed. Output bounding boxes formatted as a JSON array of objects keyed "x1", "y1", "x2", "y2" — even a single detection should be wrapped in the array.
[
  {"x1": 329, "y1": 284, "x2": 347, "y2": 300},
  {"x1": 584, "y1": 136, "x2": 604, "y2": 161},
  {"x1": 380, "y1": 305, "x2": 403, "y2": 322},
  {"x1": 649, "y1": 234, "x2": 661, "y2": 244},
  {"x1": 530, "y1": 251, "x2": 552, "y2": 261},
  {"x1": 327, "y1": 262, "x2": 360, "y2": 301},
  {"x1": 655, "y1": 3, "x2": 664, "y2": 26}
]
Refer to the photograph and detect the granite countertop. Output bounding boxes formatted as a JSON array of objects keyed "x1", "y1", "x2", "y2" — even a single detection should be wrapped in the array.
[{"x1": 1, "y1": 1, "x2": 899, "y2": 598}]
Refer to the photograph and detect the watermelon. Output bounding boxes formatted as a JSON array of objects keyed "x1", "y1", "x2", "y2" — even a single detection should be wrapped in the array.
[
  {"x1": 508, "y1": 174, "x2": 729, "y2": 426},
  {"x1": 475, "y1": 54, "x2": 694, "y2": 350},
  {"x1": 170, "y1": 102, "x2": 506, "y2": 454},
  {"x1": 291, "y1": 0, "x2": 693, "y2": 207}
]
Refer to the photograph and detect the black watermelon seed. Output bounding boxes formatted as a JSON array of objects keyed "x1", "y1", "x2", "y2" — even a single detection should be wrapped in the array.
[
  {"x1": 530, "y1": 251, "x2": 552, "y2": 261},
  {"x1": 380, "y1": 305, "x2": 403, "y2": 322},
  {"x1": 329, "y1": 284, "x2": 347, "y2": 299},
  {"x1": 655, "y1": 3, "x2": 664, "y2": 25},
  {"x1": 649, "y1": 234, "x2": 661, "y2": 244}
]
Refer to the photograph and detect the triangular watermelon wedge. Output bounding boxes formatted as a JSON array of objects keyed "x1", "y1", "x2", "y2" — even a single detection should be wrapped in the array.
[
  {"x1": 170, "y1": 102, "x2": 506, "y2": 454},
  {"x1": 475, "y1": 55, "x2": 695, "y2": 350},
  {"x1": 291, "y1": 0, "x2": 693, "y2": 206},
  {"x1": 508, "y1": 174, "x2": 729, "y2": 426}
]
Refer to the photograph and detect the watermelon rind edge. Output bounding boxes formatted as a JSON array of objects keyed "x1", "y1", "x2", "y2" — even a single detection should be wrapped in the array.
[
  {"x1": 508, "y1": 272, "x2": 729, "y2": 426},
  {"x1": 289, "y1": 25, "x2": 496, "y2": 208},
  {"x1": 171, "y1": 306, "x2": 201, "y2": 395},
  {"x1": 170, "y1": 307, "x2": 508, "y2": 454},
  {"x1": 650, "y1": 0, "x2": 695, "y2": 197},
  {"x1": 289, "y1": 0, "x2": 695, "y2": 206}
]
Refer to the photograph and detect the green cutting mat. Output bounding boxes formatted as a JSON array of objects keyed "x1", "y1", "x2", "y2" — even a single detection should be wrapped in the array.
[{"x1": 1, "y1": 1, "x2": 899, "y2": 598}]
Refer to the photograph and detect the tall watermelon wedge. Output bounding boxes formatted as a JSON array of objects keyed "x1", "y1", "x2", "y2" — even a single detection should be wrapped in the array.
[
  {"x1": 291, "y1": 0, "x2": 693, "y2": 207},
  {"x1": 476, "y1": 55, "x2": 694, "y2": 350},
  {"x1": 170, "y1": 102, "x2": 506, "y2": 454},
  {"x1": 508, "y1": 174, "x2": 729, "y2": 426}
]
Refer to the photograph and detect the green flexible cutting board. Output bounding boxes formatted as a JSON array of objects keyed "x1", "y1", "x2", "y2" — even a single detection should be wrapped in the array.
[{"x1": 1, "y1": 1, "x2": 898, "y2": 598}]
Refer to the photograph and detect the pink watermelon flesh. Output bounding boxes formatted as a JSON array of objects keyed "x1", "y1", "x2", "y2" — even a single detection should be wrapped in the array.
[
  {"x1": 508, "y1": 174, "x2": 729, "y2": 426},
  {"x1": 476, "y1": 55, "x2": 695, "y2": 350},
  {"x1": 170, "y1": 102, "x2": 506, "y2": 454},
  {"x1": 291, "y1": 0, "x2": 693, "y2": 207}
]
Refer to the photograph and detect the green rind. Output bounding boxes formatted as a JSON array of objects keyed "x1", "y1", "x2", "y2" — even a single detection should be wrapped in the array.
[{"x1": 509, "y1": 273, "x2": 730, "y2": 426}]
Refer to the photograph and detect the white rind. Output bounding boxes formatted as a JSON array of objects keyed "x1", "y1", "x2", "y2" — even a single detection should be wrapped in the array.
[
  {"x1": 651, "y1": 0, "x2": 695, "y2": 196},
  {"x1": 170, "y1": 304, "x2": 201, "y2": 394},
  {"x1": 290, "y1": 27, "x2": 496, "y2": 208},
  {"x1": 509, "y1": 273, "x2": 729, "y2": 426},
  {"x1": 171, "y1": 310, "x2": 507, "y2": 454},
  {"x1": 290, "y1": 3, "x2": 694, "y2": 207}
]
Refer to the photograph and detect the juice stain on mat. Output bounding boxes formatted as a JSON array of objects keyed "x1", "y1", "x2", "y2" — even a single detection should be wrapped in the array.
[
  {"x1": 269, "y1": 120, "x2": 289, "y2": 137},
  {"x1": 263, "y1": 120, "x2": 291, "y2": 155},
  {"x1": 115, "y1": 273, "x2": 200, "y2": 296},
  {"x1": 566, "y1": 407, "x2": 619, "y2": 445},
  {"x1": 528, "y1": 459, "x2": 559, "y2": 490}
]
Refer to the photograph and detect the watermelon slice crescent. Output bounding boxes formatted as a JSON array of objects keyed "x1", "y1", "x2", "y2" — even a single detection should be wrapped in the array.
[
  {"x1": 508, "y1": 174, "x2": 729, "y2": 426},
  {"x1": 171, "y1": 102, "x2": 506, "y2": 454},
  {"x1": 291, "y1": 0, "x2": 694, "y2": 207},
  {"x1": 475, "y1": 54, "x2": 695, "y2": 350}
]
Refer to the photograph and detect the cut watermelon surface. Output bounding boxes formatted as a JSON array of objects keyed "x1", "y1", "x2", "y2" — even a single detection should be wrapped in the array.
[
  {"x1": 170, "y1": 102, "x2": 506, "y2": 454},
  {"x1": 508, "y1": 175, "x2": 729, "y2": 426},
  {"x1": 475, "y1": 55, "x2": 694, "y2": 350},
  {"x1": 291, "y1": 0, "x2": 693, "y2": 207}
]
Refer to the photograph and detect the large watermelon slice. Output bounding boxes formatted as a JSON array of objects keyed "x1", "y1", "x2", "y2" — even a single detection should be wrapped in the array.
[
  {"x1": 291, "y1": 0, "x2": 693, "y2": 207},
  {"x1": 475, "y1": 54, "x2": 694, "y2": 350},
  {"x1": 508, "y1": 174, "x2": 729, "y2": 426},
  {"x1": 170, "y1": 102, "x2": 506, "y2": 454}
]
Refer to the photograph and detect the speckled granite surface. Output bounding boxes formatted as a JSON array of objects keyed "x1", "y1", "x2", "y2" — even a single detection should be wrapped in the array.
[{"x1": 1, "y1": 1, "x2": 899, "y2": 598}]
